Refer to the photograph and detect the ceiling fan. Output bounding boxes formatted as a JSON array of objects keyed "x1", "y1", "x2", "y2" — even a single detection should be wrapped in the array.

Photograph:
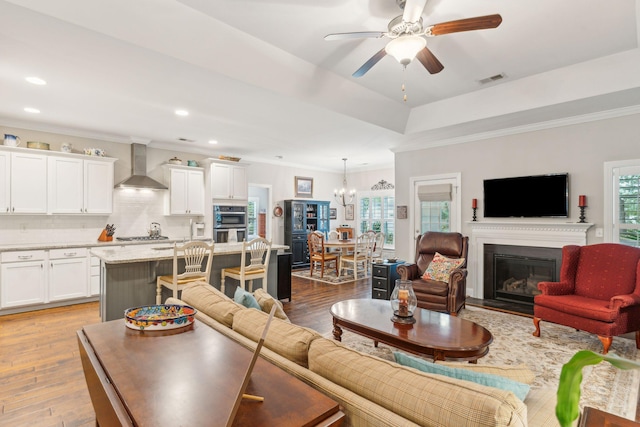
[{"x1": 324, "y1": 0, "x2": 502, "y2": 77}]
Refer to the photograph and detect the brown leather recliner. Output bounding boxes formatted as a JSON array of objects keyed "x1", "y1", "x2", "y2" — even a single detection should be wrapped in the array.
[{"x1": 397, "y1": 232, "x2": 469, "y2": 316}]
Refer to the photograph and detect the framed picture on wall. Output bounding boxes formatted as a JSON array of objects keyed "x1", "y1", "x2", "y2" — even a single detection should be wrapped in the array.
[
  {"x1": 295, "y1": 176, "x2": 313, "y2": 197},
  {"x1": 345, "y1": 204, "x2": 355, "y2": 220},
  {"x1": 329, "y1": 208, "x2": 337, "y2": 220},
  {"x1": 397, "y1": 205, "x2": 408, "y2": 219}
]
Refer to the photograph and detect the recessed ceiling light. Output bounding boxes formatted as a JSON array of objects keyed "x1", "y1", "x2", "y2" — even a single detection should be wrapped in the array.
[
  {"x1": 208, "y1": 140, "x2": 218, "y2": 145},
  {"x1": 25, "y1": 76, "x2": 46, "y2": 85},
  {"x1": 24, "y1": 107, "x2": 40, "y2": 113},
  {"x1": 175, "y1": 109, "x2": 189, "y2": 116}
]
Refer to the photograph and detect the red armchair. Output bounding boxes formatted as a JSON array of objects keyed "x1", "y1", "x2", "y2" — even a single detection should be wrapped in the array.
[
  {"x1": 397, "y1": 232, "x2": 468, "y2": 316},
  {"x1": 533, "y1": 243, "x2": 640, "y2": 354}
]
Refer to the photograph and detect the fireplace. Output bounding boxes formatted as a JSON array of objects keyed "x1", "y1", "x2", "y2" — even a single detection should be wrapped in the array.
[
  {"x1": 483, "y1": 244, "x2": 562, "y2": 305},
  {"x1": 468, "y1": 221, "x2": 591, "y2": 300}
]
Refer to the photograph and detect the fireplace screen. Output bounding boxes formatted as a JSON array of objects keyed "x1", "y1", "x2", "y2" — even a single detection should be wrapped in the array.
[{"x1": 493, "y1": 254, "x2": 555, "y2": 304}]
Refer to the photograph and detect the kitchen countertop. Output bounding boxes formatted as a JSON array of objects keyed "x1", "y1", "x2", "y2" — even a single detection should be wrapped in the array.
[
  {"x1": 0, "y1": 239, "x2": 287, "y2": 254},
  {"x1": 0, "y1": 238, "x2": 193, "y2": 252},
  {"x1": 90, "y1": 242, "x2": 289, "y2": 264}
]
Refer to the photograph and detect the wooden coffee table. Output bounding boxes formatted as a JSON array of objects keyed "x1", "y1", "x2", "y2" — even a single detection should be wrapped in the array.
[
  {"x1": 330, "y1": 299, "x2": 493, "y2": 363},
  {"x1": 78, "y1": 320, "x2": 344, "y2": 427}
]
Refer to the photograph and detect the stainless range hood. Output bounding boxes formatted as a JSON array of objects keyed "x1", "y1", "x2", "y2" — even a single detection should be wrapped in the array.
[{"x1": 114, "y1": 143, "x2": 168, "y2": 190}]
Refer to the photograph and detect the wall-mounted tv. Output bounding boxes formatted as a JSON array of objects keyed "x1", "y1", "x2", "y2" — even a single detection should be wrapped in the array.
[{"x1": 483, "y1": 173, "x2": 569, "y2": 218}]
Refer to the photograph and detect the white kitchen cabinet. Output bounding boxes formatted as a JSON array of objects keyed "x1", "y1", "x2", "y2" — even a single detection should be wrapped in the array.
[
  {"x1": 11, "y1": 152, "x2": 47, "y2": 214},
  {"x1": 210, "y1": 162, "x2": 247, "y2": 200},
  {"x1": 0, "y1": 250, "x2": 47, "y2": 309},
  {"x1": 48, "y1": 156, "x2": 83, "y2": 213},
  {"x1": 49, "y1": 248, "x2": 88, "y2": 301},
  {"x1": 90, "y1": 253, "x2": 100, "y2": 296},
  {"x1": 48, "y1": 156, "x2": 114, "y2": 214},
  {"x1": 0, "y1": 151, "x2": 9, "y2": 214},
  {"x1": 165, "y1": 166, "x2": 205, "y2": 215},
  {"x1": 84, "y1": 159, "x2": 114, "y2": 213}
]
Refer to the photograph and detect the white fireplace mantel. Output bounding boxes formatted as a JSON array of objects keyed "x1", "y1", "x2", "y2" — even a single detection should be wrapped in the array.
[{"x1": 467, "y1": 221, "x2": 593, "y2": 298}]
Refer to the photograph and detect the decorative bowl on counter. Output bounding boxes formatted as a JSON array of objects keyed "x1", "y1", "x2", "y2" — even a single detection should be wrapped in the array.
[
  {"x1": 124, "y1": 304, "x2": 197, "y2": 331},
  {"x1": 168, "y1": 157, "x2": 182, "y2": 165}
]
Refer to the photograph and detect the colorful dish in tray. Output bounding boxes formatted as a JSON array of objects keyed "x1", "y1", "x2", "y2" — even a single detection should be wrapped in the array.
[{"x1": 124, "y1": 304, "x2": 197, "y2": 331}]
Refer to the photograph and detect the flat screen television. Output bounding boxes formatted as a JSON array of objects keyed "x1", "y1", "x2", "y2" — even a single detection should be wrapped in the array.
[{"x1": 483, "y1": 173, "x2": 569, "y2": 218}]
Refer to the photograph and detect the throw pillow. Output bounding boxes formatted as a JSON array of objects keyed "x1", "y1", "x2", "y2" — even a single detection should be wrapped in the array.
[
  {"x1": 393, "y1": 351, "x2": 530, "y2": 401},
  {"x1": 233, "y1": 286, "x2": 261, "y2": 310},
  {"x1": 253, "y1": 288, "x2": 290, "y2": 321},
  {"x1": 422, "y1": 252, "x2": 465, "y2": 282}
]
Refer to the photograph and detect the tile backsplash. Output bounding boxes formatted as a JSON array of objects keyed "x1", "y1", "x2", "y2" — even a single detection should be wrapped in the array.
[{"x1": 1, "y1": 190, "x2": 204, "y2": 246}]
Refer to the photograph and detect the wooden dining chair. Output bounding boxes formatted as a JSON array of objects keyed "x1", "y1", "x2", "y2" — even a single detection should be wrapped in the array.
[
  {"x1": 308, "y1": 232, "x2": 339, "y2": 278},
  {"x1": 339, "y1": 234, "x2": 370, "y2": 279},
  {"x1": 369, "y1": 231, "x2": 386, "y2": 268},
  {"x1": 156, "y1": 241, "x2": 214, "y2": 304},
  {"x1": 221, "y1": 237, "x2": 272, "y2": 294}
]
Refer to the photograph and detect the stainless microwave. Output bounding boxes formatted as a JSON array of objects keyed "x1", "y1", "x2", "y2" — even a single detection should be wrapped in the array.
[{"x1": 214, "y1": 205, "x2": 247, "y2": 229}]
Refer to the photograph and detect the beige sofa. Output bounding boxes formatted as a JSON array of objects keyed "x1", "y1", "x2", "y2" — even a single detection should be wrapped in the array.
[{"x1": 168, "y1": 283, "x2": 559, "y2": 427}]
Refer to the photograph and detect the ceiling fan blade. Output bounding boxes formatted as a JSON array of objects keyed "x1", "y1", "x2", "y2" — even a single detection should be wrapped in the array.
[
  {"x1": 402, "y1": 0, "x2": 428, "y2": 23},
  {"x1": 416, "y1": 47, "x2": 444, "y2": 74},
  {"x1": 324, "y1": 31, "x2": 385, "y2": 41},
  {"x1": 352, "y1": 48, "x2": 387, "y2": 78},
  {"x1": 428, "y1": 14, "x2": 502, "y2": 36}
]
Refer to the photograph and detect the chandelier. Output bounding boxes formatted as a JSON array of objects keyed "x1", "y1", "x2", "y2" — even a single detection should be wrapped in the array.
[{"x1": 334, "y1": 158, "x2": 355, "y2": 207}]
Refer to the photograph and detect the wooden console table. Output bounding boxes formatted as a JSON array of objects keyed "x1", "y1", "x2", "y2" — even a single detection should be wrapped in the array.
[
  {"x1": 579, "y1": 406, "x2": 640, "y2": 426},
  {"x1": 77, "y1": 320, "x2": 344, "y2": 426}
]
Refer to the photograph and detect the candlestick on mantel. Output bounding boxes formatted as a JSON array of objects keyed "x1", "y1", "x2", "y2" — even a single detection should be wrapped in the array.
[
  {"x1": 472, "y1": 198, "x2": 478, "y2": 222},
  {"x1": 578, "y1": 195, "x2": 587, "y2": 207},
  {"x1": 578, "y1": 195, "x2": 587, "y2": 223}
]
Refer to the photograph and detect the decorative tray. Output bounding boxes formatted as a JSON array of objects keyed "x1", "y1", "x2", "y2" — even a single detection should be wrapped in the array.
[{"x1": 124, "y1": 304, "x2": 197, "y2": 331}]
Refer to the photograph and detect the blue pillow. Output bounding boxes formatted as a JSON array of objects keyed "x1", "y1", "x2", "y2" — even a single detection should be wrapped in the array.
[
  {"x1": 393, "y1": 352, "x2": 530, "y2": 401},
  {"x1": 233, "y1": 287, "x2": 261, "y2": 310}
]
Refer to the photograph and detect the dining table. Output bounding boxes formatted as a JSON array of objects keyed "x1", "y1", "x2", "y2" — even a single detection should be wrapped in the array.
[{"x1": 323, "y1": 238, "x2": 357, "y2": 251}]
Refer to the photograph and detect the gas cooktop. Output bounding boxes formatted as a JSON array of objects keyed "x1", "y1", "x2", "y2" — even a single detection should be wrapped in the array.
[{"x1": 116, "y1": 236, "x2": 170, "y2": 241}]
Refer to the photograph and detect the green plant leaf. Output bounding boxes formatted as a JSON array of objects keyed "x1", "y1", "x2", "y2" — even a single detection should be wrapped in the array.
[{"x1": 556, "y1": 350, "x2": 640, "y2": 427}]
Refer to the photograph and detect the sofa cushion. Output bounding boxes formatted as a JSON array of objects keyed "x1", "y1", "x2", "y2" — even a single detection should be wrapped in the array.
[
  {"x1": 180, "y1": 282, "x2": 244, "y2": 328},
  {"x1": 234, "y1": 286, "x2": 261, "y2": 309},
  {"x1": 435, "y1": 361, "x2": 536, "y2": 385},
  {"x1": 253, "y1": 288, "x2": 289, "y2": 321},
  {"x1": 394, "y1": 352, "x2": 530, "y2": 401},
  {"x1": 308, "y1": 338, "x2": 527, "y2": 427},
  {"x1": 232, "y1": 308, "x2": 320, "y2": 367},
  {"x1": 422, "y1": 252, "x2": 465, "y2": 282}
]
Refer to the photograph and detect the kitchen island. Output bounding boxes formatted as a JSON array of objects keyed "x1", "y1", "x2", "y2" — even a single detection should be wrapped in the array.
[{"x1": 91, "y1": 242, "x2": 288, "y2": 321}]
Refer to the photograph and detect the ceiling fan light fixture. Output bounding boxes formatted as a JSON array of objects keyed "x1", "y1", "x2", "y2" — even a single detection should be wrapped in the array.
[{"x1": 385, "y1": 36, "x2": 426, "y2": 65}]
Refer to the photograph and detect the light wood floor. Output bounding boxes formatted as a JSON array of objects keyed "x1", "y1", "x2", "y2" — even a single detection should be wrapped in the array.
[
  {"x1": 0, "y1": 273, "x2": 371, "y2": 426},
  {"x1": 3, "y1": 274, "x2": 639, "y2": 425}
]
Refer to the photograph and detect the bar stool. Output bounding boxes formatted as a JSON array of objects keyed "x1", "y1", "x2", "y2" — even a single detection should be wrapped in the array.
[
  {"x1": 156, "y1": 241, "x2": 214, "y2": 304},
  {"x1": 221, "y1": 237, "x2": 272, "y2": 294}
]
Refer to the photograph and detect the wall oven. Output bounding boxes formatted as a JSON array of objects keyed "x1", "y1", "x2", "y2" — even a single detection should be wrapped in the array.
[{"x1": 213, "y1": 205, "x2": 247, "y2": 243}]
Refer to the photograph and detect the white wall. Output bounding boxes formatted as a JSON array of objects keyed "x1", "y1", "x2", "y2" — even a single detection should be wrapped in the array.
[{"x1": 394, "y1": 112, "x2": 640, "y2": 261}]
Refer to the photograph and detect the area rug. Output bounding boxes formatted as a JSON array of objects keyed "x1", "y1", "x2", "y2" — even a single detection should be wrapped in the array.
[
  {"x1": 328, "y1": 306, "x2": 640, "y2": 420},
  {"x1": 292, "y1": 268, "x2": 368, "y2": 285}
]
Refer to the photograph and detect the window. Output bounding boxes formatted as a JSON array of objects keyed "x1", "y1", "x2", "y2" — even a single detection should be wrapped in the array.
[
  {"x1": 358, "y1": 191, "x2": 394, "y2": 247},
  {"x1": 420, "y1": 201, "x2": 450, "y2": 232},
  {"x1": 416, "y1": 182, "x2": 454, "y2": 233},
  {"x1": 247, "y1": 197, "x2": 258, "y2": 238},
  {"x1": 618, "y1": 173, "x2": 640, "y2": 246},
  {"x1": 605, "y1": 161, "x2": 640, "y2": 246}
]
